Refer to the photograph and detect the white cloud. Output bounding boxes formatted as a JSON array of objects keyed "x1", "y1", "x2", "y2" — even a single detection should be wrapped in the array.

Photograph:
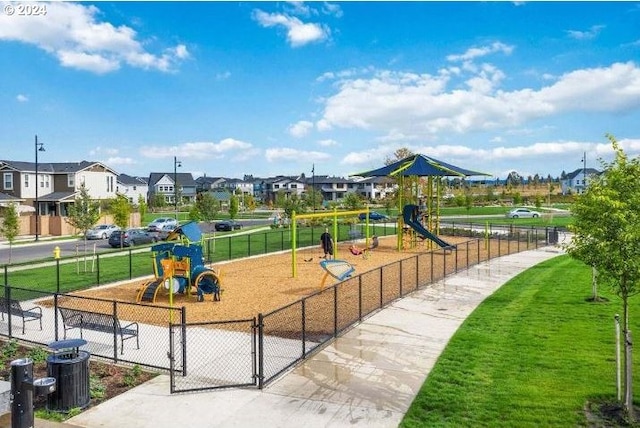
[
  {"x1": 322, "y1": 2, "x2": 343, "y2": 18},
  {"x1": 252, "y1": 9, "x2": 330, "y2": 47},
  {"x1": 446, "y1": 42, "x2": 514, "y2": 62},
  {"x1": 215, "y1": 71, "x2": 231, "y2": 81},
  {"x1": 341, "y1": 138, "x2": 640, "y2": 171},
  {"x1": 317, "y1": 139, "x2": 337, "y2": 147},
  {"x1": 265, "y1": 147, "x2": 330, "y2": 162},
  {"x1": 89, "y1": 146, "x2": 119, "y2": 156},
  {"x1": 288, "y1": 120, "x2": 314, "y2": 137},
  {"x1": 315, "y1": 62, "x2": 640, "y2": 139},
  {"x1": 566, "y1": 25, "x2": 605, "y2": 40},
  {"x1": 16, "y1": 94, "x2": 28, "y2": 102},
  {"x1": 0, "y1": 2, "x2": 189, "y2": 74},
  {"x1": 104, "y1": 156, "x2": 136, "y2": 166},
  {"x1": 140, "y1": 139, "x2": 254, "y2": 159}
]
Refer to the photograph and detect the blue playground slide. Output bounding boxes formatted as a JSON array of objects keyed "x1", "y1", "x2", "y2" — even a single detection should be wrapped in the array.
[{"x1": 402, "y1": 204, "x2": 455, "y2": 250}]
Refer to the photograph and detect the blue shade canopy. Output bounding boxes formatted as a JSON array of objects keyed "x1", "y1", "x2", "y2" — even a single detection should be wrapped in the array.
[{"x1": 352, "y1": 154, "x2": 490, "y2": 178}]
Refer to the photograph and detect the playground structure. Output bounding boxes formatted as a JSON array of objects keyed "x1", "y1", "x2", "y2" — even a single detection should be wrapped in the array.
[
  {"x1": 136, "y1": 221, "x2": 222, "y2": 304},
  {"x1": 290, "y1": 208, "x2": 375, "y2": 277},
  {"x1": 319, "y1": 259, "x2": 356, "y2": 288},
  {"x1": 402, "y1": 204, "x2": 456, "y2": 250},
  {"x1": 353, "y1": 154, "x2": 489, "y2": 251}
]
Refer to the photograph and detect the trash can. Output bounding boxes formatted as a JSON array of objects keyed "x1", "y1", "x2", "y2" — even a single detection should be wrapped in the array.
[
  {"x1": 46, "y1": 339, "x2": 90, "y2": 412},
  {"x1": 547, "y1": 227, "x2": 559, "y2": 244}
]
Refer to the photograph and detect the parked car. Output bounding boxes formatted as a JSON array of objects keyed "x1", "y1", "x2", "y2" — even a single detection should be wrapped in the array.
[
  {"x1": 109, "y1": 228, "x2": 158, "y2": 248},
  {"x1": 85, "y1": 224, "x2": 120, "y2": 240},
  {"x1": 358, "y1": 211, "x2": 389, "y2": 222},
  {"x1": 214, "y1": 220, "x2": 242, "y2": 232},
  {"x1": 506, "y1": 208, "x2": 542, "y2": 219},
  {"x1": 151, "y1": 223, "x2": 179, "y2": 241},
  {"x1": 147, "y1": 217, "x2": 178, "y2": 232}
]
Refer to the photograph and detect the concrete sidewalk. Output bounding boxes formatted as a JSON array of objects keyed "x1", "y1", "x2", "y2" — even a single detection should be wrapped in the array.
[{"x1": 58, "y1": 246, "x2": 562, "y2": 428}]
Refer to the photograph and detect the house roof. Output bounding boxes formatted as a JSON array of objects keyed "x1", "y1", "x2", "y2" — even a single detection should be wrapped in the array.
[
  {"x1": 0, "y1": 192, "x2": 22, "y2": 202},
  {"x1": 148, "y1": 172, "x2": 196, "y2": 187},
  {"x1": 118, "y1": 173, "x2": 148, "y2": 186},
  {"x1": 565, "y1": 168, "x2": 601, "y2": 180},
  {"x1": 38, "y1": 191, "x2": 77, "y2": 202},
  {"x1": 0, "y1": 160, "x2": 118, "y2": 175}
]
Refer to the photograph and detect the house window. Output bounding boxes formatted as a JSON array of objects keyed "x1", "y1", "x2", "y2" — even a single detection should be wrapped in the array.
[
  {"x1": 68, "y1": 174, "x2": 75, "y2": 188},
  {"x1": 336, "y1": 183, "x2": 345, "y2": 189},
  {"x1": 274, "y1": 184, "x2": 280, "y2": 189},
  {"x1": 133, "y1": 185, "x2": 137, "y2": 191},
  {"x1": 24, "y1": 174, "x2": 29, "y2": 188},
  {"x1": 291, "y1": 184, "x2": 297, "y2": 189},
  {"x1": 3, "y1": 173, "x2": 12, "y2": 190},
  {"x1": 45, "y1": 175, "x2": 50, "y2": 189}
]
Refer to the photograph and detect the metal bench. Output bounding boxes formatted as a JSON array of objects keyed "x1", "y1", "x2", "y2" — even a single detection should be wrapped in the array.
[
  {"x1": 58, "y1": 307, "x2": 139, "y2": 354},
  {"x1": 0, "y1": 298, "x2": 43, "y2": 334}
]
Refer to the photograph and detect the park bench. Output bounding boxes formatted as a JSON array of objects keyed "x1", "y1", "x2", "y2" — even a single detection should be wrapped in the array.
[
  {"x1": 58, "y1": 307, "x2": 139, "y2": 354},
  {"x1": 0, "y1": 298, "x2": 43, "y2": 335}
]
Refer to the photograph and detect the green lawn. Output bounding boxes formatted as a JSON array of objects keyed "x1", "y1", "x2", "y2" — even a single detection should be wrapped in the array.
[{"x1": 401, "y1": 255, "x2": 635, "y2": 427}]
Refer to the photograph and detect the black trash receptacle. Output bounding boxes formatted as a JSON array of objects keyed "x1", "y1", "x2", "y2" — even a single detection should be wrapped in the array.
[
  {"x1": 46, "y1": 339, "x2": 90, "y2": 412},
  {"x1": 548, "y1": 227, "x2": 559, "y2": 244}
]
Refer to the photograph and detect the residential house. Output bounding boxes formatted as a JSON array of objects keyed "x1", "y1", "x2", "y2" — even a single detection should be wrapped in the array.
[
  {"x1": 148, "y1": 172, "x2": 197, "y2": 207},
  {"x1": 254, "y1": 176, "x2": 305, "y2": 204},
  {"x1": 117, "y1": 174, "x2": 148, "y2": 205},
  {"x1": 560, "y1": 168, "x2": 601, "y2": 195},
  {"x1": 305, "y1": 175, "x2": 396, "y2": 202},
  {"x1": 0, "y1": 160, "x2": 118, "y2": 216},
  {"x1": 195, "y1": 176, "x2": 227, "y2": 193}
]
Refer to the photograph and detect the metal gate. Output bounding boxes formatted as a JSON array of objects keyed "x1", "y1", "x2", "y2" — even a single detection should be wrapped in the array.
[{"x1": 169, "y1": 318, "x2": 257, "y2": 393}]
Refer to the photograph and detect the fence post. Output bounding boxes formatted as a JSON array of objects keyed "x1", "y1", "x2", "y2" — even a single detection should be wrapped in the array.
[
  {"x1": 443, "y1": 250, "x2": 446, "y2": 278},
  {"x1": 301, "y1": 299, "x2": 306, "y2": 357},
  {"x1": 96, "y1": 254, "x2": 100, "y2": 285},
  {"x1": 112, "y1": 301, "x2": 118, "y2": 362},
  {"x1": 399, "y1": 260, "x2": 403, "y2": 297},
  {"x1": 5, "y1": 284, "x2": 12, "y2": 337},
  {"x1": 379, "y1": 268, "x2": 383, "y2": 308},
  {"x1": 228, "y1": 237, "x2": 232, "y2": 260},
  {"x1": 54, "y1": 294, "x2": 59, "y2": 341},
  {"x1": 454, "y1": 248, "x2": 458, "y2": 273},
  {"x1": 3, "y1": 264, "x2": 7, "y2": 286},
  {"x1": 430, "y1": 251, "x2": 434, "y2": 283},
  {"x1": 56, "y1": 260, "x2": 60, "y2": 294},
  {"x1": 333, "y1": 286, "x2": 338, "y2": 337},
  {"x1": 257, "y1": 313, "x2": 264, "y2": 389},
  {"x1": 466, "y1": 241, "x2": 469, "y2": 269},
  {"x1": 264, "y1": 233, "x2": 267, "y2": 256},
  {"x1": 358, "y1": 276, "x2": 363, "y2": 321},
  {"x1": 181, "y1": 307, "x2": 187, "y2": 377},
  {"x1": 248, "y1": 234, "x2": 251, "y2": 257},
  {"x1": 129, "y1": 248, "x2": 133, "y2": 279}
]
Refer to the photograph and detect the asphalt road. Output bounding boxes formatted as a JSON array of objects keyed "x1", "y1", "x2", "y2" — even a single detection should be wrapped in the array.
[{"x1": 0, "y1": 219, "x2": 271, "y2": 265}]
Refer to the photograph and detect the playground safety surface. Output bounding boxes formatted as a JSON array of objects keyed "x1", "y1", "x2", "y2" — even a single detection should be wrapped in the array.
[{"x1": 68, "y1": 235, "x2": 517, "y2": 324}]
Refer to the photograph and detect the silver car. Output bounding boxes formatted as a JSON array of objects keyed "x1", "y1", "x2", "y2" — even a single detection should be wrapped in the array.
[
  {"x1": 85, "y1": 224, "x2": 120, "y2": 240},
  {"x1": 506, "y1": 208, "x2": 541, "y2": 219}
]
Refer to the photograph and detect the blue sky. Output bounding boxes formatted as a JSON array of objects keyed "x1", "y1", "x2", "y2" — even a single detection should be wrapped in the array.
[{"x1": 1, "y1": 1, "x2": 639, "y2": 180}]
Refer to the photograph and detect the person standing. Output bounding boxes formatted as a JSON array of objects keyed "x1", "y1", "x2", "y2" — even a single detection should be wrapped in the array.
[{"x1": 320, "y1": 227, "x2": 334, "y2": 259}]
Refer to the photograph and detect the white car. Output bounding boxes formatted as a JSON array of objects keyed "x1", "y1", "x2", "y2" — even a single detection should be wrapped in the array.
[
  {"x1": 506, "y1": 208, "x2": 542, "y2": 219},
  {"x1": 147, "y1": 217, "x2": 178, "y2": 232},
  {"x1": 85, "y1": 224, "x2": 120, "y2": 240}
]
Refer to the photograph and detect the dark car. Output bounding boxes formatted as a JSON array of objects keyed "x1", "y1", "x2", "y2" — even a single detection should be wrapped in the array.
[
  {"x1": 214, "y1": 220, "x2": 242, "y2": 232},
  {"x1": 109, "y1": 228, "x2": 158, "y2": 248},
  {"x1": 358, "y1": 211, "x2": 389, "y2": 222}
]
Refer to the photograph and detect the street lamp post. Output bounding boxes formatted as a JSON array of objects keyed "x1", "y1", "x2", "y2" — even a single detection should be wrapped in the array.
[
  {"x1": 34, "y1": 135, "x2": 45, "y2": 241},
  {"x1": 312, "y1": 163, "x2": 316, "y2": 212},
  {"x1": 173, "y1": 156, "x2": 182, "y2": 220},
  {"x1": 581, "y1": 151, "x2": 587, "y2": 194}
]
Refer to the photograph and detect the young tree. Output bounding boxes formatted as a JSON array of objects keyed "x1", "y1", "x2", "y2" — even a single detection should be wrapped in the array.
[
  {"x1": 566, "y1": 134, "x2": 640, "y2": 421},
  {"x1": 111, "y1": 194, "x2": 132, "y2": 247},
  {"x1": 195, "y1": 192, "x2": 219, "y2": 226},
  {"x1": 137, "y1": 194, "x2": 147, "y2": 223},
  {"x1": 343, "y1": 192, "x2": 364, "y2": 211},
  {"x1": 229, "y1": 194, "x2": 239, "y2": 220},
  {"x1": 0, "y1": 203, "x2": 19, "y2": 264},
  {"x1": 65, "y1": 183, "x2": 101, "y2": 269}
]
